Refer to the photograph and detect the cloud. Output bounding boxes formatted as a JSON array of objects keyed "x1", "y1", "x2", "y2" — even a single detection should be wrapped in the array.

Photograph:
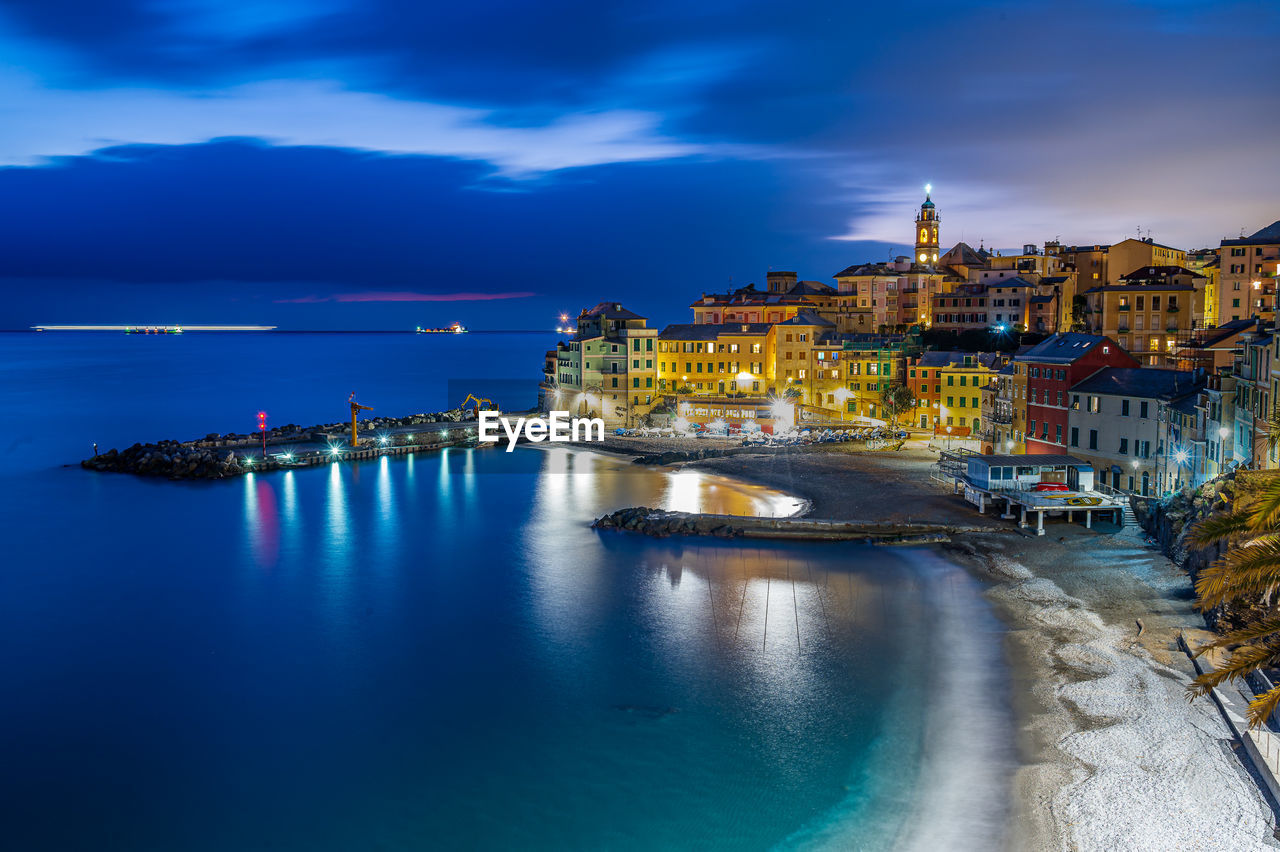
[
  {"x1": 0, "y1": 73, "x2": 702, "y2": 174},
  {"x1": 276, "y1": 291, "x2": 536, "y2": 303}
]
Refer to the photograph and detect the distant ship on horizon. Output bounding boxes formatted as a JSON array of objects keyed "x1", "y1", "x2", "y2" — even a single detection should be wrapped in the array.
[{"x1": 416, "y1": 322, "x2": 467, "y2": 334}]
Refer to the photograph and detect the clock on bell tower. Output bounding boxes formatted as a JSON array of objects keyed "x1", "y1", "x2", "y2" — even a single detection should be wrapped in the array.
[{"x1": 914, "y1": 185, "x2": 939, "y2": 264}]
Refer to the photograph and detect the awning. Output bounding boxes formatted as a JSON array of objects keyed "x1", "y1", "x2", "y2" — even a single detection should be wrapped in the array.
[{"x1": 1110, "y1": 465, "x2": 1122, "y2": 474}]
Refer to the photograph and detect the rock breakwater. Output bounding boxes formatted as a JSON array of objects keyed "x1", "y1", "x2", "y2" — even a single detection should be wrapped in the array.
[{"x1": 593, "y1": 506, "x2": 991, "y2": 544}]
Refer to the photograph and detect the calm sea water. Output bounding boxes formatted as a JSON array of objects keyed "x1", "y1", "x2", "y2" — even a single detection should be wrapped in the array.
[{"x1": 0, "y1": 332, "x2": 1015, "y2": 851}]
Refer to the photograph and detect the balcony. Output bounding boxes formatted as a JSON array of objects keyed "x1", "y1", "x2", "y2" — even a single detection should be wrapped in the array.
[
  {"x1": 1118, "y1": 304, "x2": 1131, "y2": 311},
  {"x1": 1117, "y1": 325, "x2": 1130, "y2": 333}
]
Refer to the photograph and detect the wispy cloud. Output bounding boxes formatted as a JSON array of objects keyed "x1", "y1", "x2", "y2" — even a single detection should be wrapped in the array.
[{"x1": 275, "y1": 290, "x2": 536, "y2": 303}]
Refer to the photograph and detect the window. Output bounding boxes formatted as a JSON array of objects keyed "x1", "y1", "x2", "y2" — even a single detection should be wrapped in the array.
[
  {"x1": 1089, "y1": 429, "x2": 1098, "y2": 450},
  {"x1": 1139, "y1": 401, "x2": 1148, "y2": 418},
  {"x1": 1121, "y1": 399, "x2": 1130, "y2": 416},
  {"x1": 1071, "y1": 394, "x2": 1080, "y2": 410},
  {"x1": 1119, "y1": 438, "x2": 1128, "y2": 455},
  {"x1": 1055, "y1": 424, "x2": 1062, "y2": 444},
  {"x1": 1028, "y1": 418, "x2": 1036, "y2": 435},
  {"x1": 1088, "y1": 396, "x2": 1100, "y2": 413},
  {"x1": 1070, "y1": 426, "x2": 1079, "y2": 447}
]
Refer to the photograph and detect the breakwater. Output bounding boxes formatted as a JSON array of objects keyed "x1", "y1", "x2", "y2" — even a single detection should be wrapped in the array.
[
  {"x1": 593, "y1": 506, "x2": 1001, "y2": 544},
  {"x1": 81, "y1": 409, "x2": 481, "y2": 480}
]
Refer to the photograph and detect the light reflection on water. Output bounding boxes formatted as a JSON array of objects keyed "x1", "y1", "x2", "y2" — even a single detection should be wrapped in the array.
[{"x1": 0, "y1": 443, "x2": 1012, "y2": 852}]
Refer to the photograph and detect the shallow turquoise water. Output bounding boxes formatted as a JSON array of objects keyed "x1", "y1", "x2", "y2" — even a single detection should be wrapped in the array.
[{"x1": 0, "y1": 333, "x2": 1015, "y2": 850}]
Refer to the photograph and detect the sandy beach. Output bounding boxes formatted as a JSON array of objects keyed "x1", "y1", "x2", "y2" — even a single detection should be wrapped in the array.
[{"x1": 620, "y1": 439, "x2": 1280, "y2": 850}]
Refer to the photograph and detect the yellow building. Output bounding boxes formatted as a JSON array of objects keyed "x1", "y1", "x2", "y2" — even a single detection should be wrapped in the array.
[
  {"x1": 1186, "y1": 248, "x2": 1220, "y2": 328},
  {"x1": 656, "y1": 322, "x2": 770, "y2": 395},
  {"x1": 1080, "y1": 266, "x2": 1206, "y2": 365},
  {"x1": 1107, "y1": 237, "x2": 1187, "y2": 285},
  {"x1": 656, "y1": 311, "x2": 909, "y2": 424}
]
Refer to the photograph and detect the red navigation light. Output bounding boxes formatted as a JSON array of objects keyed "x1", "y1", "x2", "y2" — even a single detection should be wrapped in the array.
[{"x1": 258, "y1": 411, "x2": 267, "y2": 431}]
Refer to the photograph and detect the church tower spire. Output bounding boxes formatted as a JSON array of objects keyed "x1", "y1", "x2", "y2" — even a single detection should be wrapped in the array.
[{"x1": 915, "y1": 185, "x2": 939, "y2": 264}]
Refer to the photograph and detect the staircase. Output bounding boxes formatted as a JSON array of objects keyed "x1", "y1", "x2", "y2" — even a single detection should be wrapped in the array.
[{"x1": 1121, "y1": 501, "x2": 1139, "y2": 528}]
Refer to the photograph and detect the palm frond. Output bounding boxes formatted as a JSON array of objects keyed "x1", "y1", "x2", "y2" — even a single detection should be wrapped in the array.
[
  {"x1": 1194, "y1": 537, "x2": 1280, "y2": 608},
  {"x1": 1190, "y1": 510, "x2": 1254, "y2": 546},
  {"x1": 1250, "y1": 480, "x2": 1280, "y2": 530},
  {"x1": 1188, "y1": 642, "x2": 1280, "y2": 697},
  {"x1": 1211, "y1": 613, "x2": 1280, "y2": 649},
  {"x1": 1247, "y1": 685, "x2": 1280, "y2": 729}
]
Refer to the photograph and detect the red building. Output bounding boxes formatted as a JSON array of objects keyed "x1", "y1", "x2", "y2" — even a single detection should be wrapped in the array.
[{"x1": 1014, "y1": 333, "x2": 1138, "y2": 454}]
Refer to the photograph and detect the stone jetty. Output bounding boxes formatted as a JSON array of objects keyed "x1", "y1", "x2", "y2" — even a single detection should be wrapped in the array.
[
  {"x1": 593, "y1": 506, "x2": 1000, "y2": 544},
  {"x1": 82, "y1": 408, "x2": 480, "y2": 480}
]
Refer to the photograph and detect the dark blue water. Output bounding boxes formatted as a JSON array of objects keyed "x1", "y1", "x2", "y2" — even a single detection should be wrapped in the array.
[{"x1": 0, "y1": 333, "x2": 1015, "y2": 851}]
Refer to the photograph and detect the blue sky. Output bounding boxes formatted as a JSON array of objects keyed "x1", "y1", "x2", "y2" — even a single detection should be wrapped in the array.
[{"x1": 0, "y1": 0, "x2": 1277, "y2": 329}]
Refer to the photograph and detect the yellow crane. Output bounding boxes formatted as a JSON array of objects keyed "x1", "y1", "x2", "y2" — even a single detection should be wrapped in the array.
[
  {"x1": 349, "y1": 391, "x2": 374, "y2": 446},
  {"x1": 459, "y1": 394, "x2": 497, "y2": 417}
]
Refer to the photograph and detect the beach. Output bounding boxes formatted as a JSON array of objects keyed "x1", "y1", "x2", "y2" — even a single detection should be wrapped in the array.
[{"x1": 671, "y1": 441, "x2": 1280, "y2": 850}]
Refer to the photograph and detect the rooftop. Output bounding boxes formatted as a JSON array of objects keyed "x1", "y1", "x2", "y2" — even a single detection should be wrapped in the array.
[
  {"x1": 916, "y1": 350, "x2": 1004, "y2": 369},
  {"x1": 1118, "y1": 265, "x2": 1205, "y2": 281},
  {"x1": 657, "y1": 322, "x2": 771, "y2": 341},
  {"x1": 1070, "y1": 367, "x2": 1203, "y2": 399},
  {"x1": 582, "y1": 302, "x2": 646, "y2": 321},
  {"x1": 1014, "y1": 333, "x2": 1120, "y2": 364},
  {"x1": 1222, "y1": 220, "x2": 1280, "y2": 245}
]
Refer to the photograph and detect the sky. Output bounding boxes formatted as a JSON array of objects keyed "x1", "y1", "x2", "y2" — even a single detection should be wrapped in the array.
[{"x1": 0, "y1": 0, "x2": 1277, "y2": 330}]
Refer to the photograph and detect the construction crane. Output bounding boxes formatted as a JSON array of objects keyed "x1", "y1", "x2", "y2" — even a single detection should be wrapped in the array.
[
  {"x1": 349, "y1": 391, "x2": 374, "y2": 446},
  {"x1": 459, "y1": 394, "x2": 497, "y2": 418}
]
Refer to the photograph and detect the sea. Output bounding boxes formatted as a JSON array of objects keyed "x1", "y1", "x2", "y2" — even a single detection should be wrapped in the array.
[{"x1": 0, "y1": 331, "x2": 1016, "y2": 851}]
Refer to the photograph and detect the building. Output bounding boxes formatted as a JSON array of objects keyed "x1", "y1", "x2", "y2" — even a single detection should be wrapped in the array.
[
  {"x1": 833, "y1": 258, "x2": 946, "y2": 330},
  {"x1": 546, "y1": 302, "x2": 658, "y2": 427},
  {"x1": 1234, "y1": 323, "x2": 1276, "y2": 469},
  {"x1": 656, "y1": 322, "x2": 770, "y2": 395},
  {"x1": 1219, "y1": 220, "x2": 1280, "y2": 322},
  {"x1": 1198, "y1": 371, "x2": 1239, "y2": 482},
  {"x1": 1066, "y1": 367, "x2": 1205, "y2": 495},
  {"x1": 981, "y1": 362, "x2": 1017, "y2": 453},
  {"x1": 1053, "y1": 243, "x2": 1111, "y2": 289},
  {"x1": 906, "y1": 351, "x2": 1005, "y2": 435},
  {"x1": 691, "y1": 272, "x2": 874, "y2": 334},
  {"x1": 1080, "y1": 265, "x2": 1205, "y2": 365},
  {"x1": 1014, "y1": 333, "x2": 1139, "y2": 454},
  {"x1": 1186, "y1": 248, "x2": 1220, "y2": 327},
  {"x1": 930, "y1": 276, "x2": 1050, "y2": 333}
]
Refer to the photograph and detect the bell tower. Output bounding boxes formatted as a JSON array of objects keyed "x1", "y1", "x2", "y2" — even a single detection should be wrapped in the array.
[{"x1": 915, "y1": 185, "x2": 939, "y2": 264}]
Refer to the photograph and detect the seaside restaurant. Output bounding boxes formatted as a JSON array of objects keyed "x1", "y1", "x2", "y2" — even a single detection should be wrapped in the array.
[{"x1": 950, "y1": 453, "x2": 1125, "y2": 534}]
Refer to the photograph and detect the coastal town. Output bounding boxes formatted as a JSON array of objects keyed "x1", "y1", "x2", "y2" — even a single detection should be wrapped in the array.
[{"x1": 542, "y1": 192, "x2": 1280, "y2": 499}]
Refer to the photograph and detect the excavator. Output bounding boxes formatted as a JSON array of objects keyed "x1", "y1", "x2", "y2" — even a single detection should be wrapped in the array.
[
  {"x1": 459, "y1": 394, "x2": 498, "y2": 418},
  {"x1": 349, "y1": 392, "x2": 374, "y2": 446}
]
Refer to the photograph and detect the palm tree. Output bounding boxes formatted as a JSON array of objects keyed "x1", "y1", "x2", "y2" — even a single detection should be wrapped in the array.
[{"x1": 1186, "y1": 403, "x2": 1280, "y2": 727}]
